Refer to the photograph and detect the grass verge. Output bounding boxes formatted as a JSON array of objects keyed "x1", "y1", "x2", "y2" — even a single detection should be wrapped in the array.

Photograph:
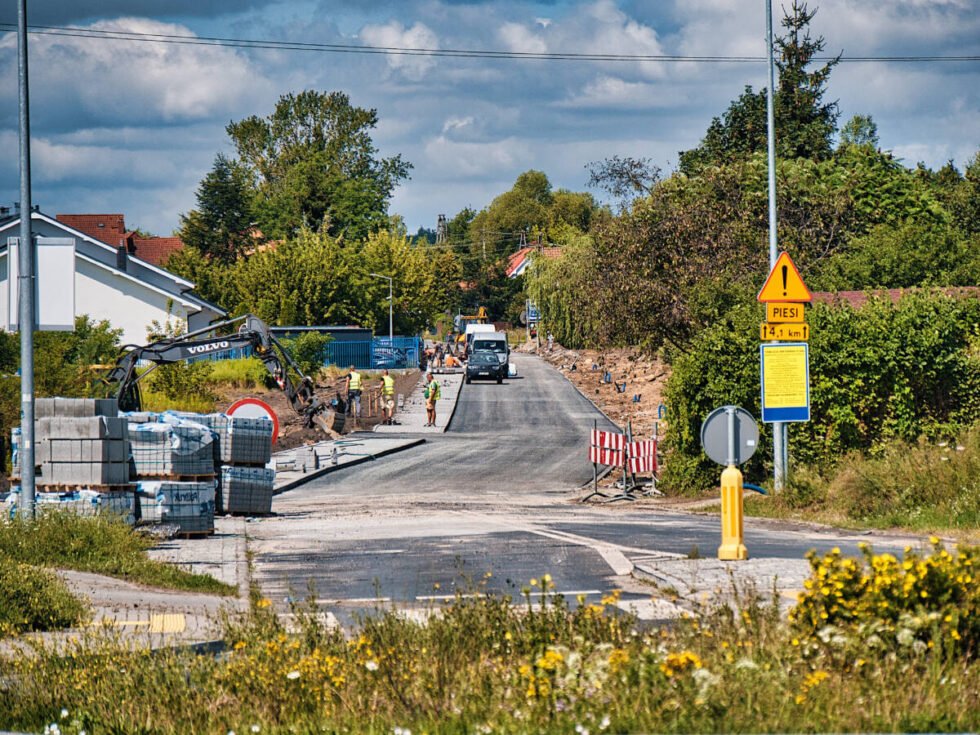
[
  {"x1": 738, "y1": 427, "x2": 980, "y2": 539},
  {"x1": 2, "y1": 543, "x2": 979, "y2": 733},
  {"x1": 0, "y1": 514, "x2": 236, "y2": 596},
  {"x1": 0, "y1": 555, "x2": 88, "y2": 637}
]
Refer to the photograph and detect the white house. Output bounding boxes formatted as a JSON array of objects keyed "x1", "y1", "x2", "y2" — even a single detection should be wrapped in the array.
[{"x1": 0, "y1": 209, "x2": 225, "y2": 345}]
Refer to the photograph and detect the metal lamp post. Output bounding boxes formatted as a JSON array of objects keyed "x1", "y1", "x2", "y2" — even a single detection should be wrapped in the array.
[{"x1": 369, "y1": 273, "x2": 393, "y2": 344}]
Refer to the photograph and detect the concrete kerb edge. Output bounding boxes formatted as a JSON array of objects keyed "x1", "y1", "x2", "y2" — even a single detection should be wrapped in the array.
[
  {"x1": 272, "y1": 438, "x2": 426, "y2": 495},
  {"x1": 440, "y1": 377, "x2": 464, "y2": 433}
]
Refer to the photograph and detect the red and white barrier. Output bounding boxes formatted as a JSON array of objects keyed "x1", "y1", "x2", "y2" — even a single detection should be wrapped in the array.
[
  {"x1": 627, "y1": 440, "x2": 658, "y2": 474},
  {"x1": 589, "y1": 429, "x2": 625, "y2": 466}
]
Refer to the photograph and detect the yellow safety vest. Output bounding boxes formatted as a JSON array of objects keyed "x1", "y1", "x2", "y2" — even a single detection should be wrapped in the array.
[
  {"x1": 348, "y1": 372, "x2": 362, "y2": 390},
  {"x1": 429, "y1": 380, "x2": 441, "y2": 401},
  {"x1": 381, "y1": 376, "x2": 395, "y2": 395}
]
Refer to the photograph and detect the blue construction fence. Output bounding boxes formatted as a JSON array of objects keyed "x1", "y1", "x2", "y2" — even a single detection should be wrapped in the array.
[{"x1": 188, "y1": 336, "x2": 420, "y2": 370}]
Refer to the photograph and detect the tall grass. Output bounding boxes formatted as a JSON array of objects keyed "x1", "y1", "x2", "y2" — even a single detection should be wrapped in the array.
[
  {"x1": 206, "y1": 358, "x2": 274, "y2": 389},
  {"x1": 0, "y1": 556, "x2": 87, "y2": 636},
  {"x1": 746, "y1": 425, "x2": 980, "y2": 535},
  {"x1": 2, "y1": 556, "x2": 979, "y2": 733},
  {"x1": 0, "y1": 514, "x2": 235, "y2": 596}
]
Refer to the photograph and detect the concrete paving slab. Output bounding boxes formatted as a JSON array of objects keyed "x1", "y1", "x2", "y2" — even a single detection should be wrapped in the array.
[
  {"x1": 146, "y1": 515, "x2": 248, "y2": 600},
  {"x1": 632, "y1": 556, "x2": 812, "y2": 613},
  {"x1": 373, "y1": 372, "x2": 463, "y2": 434},
  {"x1": 272, "y1": 436, "x2": 426, "y2": 494}
]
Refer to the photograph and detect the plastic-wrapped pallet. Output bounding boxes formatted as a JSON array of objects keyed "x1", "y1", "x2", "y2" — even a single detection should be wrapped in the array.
[
  {"x1": 4, "y1": 487, "x2": 135, "y2": 525},
  {"x1": 168, "y1": 412, "x2": 273, "y2": 465},
  {"x1": 219, "y1": 466, "x2": 274, "y2": 515},
  {"x1": 128, "y1": 418, "x2": 215, "y2": 477},
  {"x1": 137, "y1": 480, "x2": 215, "y2": 534},
  {"x1": 10, "y1": 426, "x2": 20, "y2": 476}
]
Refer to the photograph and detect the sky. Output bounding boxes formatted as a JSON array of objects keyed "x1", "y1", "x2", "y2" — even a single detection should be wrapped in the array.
[{"x1": 0, "y1": 0, "x2": 978, "y2": 237}]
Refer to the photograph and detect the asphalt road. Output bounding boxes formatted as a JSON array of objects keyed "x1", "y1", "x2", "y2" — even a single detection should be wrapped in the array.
[{"x1": 250, "y1": 353, "x2": 927, "y2": 624}]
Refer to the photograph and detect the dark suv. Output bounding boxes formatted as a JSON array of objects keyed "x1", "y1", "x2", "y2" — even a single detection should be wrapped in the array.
[{"x1": 465, "y1": 350, "x2": 507, "y2": 384}]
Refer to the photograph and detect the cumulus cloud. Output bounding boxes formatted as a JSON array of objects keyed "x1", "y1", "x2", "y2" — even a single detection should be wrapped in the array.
[
  {"x1": 442, "y1": 115, "x2": 475, "y2": 134},
  {"x1": 0, "y1": 18, "x2": 272, "y2": 131},
  {"x1": 1, "y1": 0, "x2": 977, "y2": 238},
  {"x1": 360, "y1": 21, "x2": 439, "y2": 81},
  {"x1": 498, "y1": 22, "x2": 547, "y2": 54},
  {"x1": 556, "y1": 75, "x2": 680, "y2": 109}
]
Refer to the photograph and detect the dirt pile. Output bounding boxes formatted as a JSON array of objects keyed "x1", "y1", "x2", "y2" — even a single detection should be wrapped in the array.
[{"x1": 216, "y1": 371, "x2": 420, "y2": 451}]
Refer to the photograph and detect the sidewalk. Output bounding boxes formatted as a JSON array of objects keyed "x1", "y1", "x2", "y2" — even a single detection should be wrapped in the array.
[
  {"x1": 632, "y1": 556, "x2": 811, "y2": 614},
  {"x1": 373, "y1": 372, "x2": 464, "y2": 434},
  {"x1": 271, "y1": 435, "x2": 425, "y2": 494}
]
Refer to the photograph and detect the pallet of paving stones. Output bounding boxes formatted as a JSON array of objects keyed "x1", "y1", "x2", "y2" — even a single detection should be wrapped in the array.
[
  {"x1": 217, "y1": 465, "x2": 274, "y2": 515},
  {"x1": 135, "y1": 473, "x2": 217, "y2": 482},
  {"x1": 136, "y1": 480, "x2": 215, "y2": 535},
  {"x1": 128, "y1": 419, "x2": 215, "y2": 477},
  {"x1": 167, "y1": 411, "x2": 273, "y2": 465},
  {"x1": 3, "y1": 486, "x2": 136, "y2": 525}
]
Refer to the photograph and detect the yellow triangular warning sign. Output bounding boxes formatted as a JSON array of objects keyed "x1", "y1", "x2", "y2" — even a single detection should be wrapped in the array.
[{"x1": 758, "y1": 251, "x2": 812, "y2": 303}]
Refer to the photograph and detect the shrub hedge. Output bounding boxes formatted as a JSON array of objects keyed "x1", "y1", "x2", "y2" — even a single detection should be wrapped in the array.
[{"x1": 661, "y1": 290, "x2": 980, "y2": 493}]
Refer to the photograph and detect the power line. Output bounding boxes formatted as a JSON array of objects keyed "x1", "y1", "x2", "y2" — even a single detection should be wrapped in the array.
[{"x1": 0, "y1": 22, "x2": 977, "y2": 63}]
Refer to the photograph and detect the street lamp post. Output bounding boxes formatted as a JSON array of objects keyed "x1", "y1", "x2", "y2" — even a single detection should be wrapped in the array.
[{"x1": 369, "y1": 273, "x2": 393, "y2": 344}]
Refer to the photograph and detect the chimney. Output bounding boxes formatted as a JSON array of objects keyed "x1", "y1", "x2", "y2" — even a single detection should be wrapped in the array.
[{"x1": 116, "y1": 244, "x2": 127, "y2": 272}]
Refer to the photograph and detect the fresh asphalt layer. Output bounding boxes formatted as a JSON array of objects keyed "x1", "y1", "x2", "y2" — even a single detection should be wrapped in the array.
[{"x1": 250, "y1": 354, "x2": 925, "y2": 625}]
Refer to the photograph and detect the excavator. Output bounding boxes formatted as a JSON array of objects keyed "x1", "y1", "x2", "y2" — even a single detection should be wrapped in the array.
[
  {"x1": 451, "y1": 306, "x2": 488, "y2": 344},
  {"x1": 104, "y1": 314, "x2": 341, "y2": 435}
]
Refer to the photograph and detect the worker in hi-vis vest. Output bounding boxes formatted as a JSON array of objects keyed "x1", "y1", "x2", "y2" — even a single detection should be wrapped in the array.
[
  {"x1": 424, "y1": 372, "x2": 441, "y2": 427},
  {"x1": 346, "y1": 365, "x2": 363, "y2": 418},
  {"x1": 381, "y1": 369, "x2": 396, "y2": 425}
]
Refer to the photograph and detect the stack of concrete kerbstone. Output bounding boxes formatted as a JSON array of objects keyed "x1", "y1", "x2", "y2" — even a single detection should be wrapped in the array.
[
  {"x1": 136, "y1": 480, "x2": 215, "y2": 534},
  {"x1": 36, "y1": 398, "x2": 130, "y2": 486},
  {"x1": 175, "y1": 413, "x2": 274, "y2": 515}
]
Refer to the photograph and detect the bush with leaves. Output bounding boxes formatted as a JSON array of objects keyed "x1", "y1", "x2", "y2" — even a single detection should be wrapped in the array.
[
  {"x1": 661, "y1": 291, "x2": 980, "y2": 494},
  {"x1": 281, "y1": 332, "x2": 333, "y2": 378}
]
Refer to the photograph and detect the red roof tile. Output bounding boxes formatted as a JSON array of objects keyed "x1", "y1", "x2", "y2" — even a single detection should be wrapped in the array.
[
  {"x1": 812, "y1": 287, "x2": 980, "y2": 308},
  {"x1": 56, "y1": 214, "x2": 128, "y2": 248},
  {"x1": 130, "y1": 236, "x2": 184, "y2": 266}
]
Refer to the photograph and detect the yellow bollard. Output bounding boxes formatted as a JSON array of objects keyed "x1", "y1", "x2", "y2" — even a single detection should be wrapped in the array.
[{"x1": 718, "y1": 465, "x2": 748, "y2": 560}]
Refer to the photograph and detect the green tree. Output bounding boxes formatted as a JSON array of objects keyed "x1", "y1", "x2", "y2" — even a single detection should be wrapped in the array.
[
  {"x1": 226, "y1": 90, "x2": 412, "y2": 241},
  {"x1": 839, "y1": 114, "x2": 879, "y2": 148},
  {"x1": 679, "y1": 1, "x2": 839, "y2": 172},
  {"x1": 163, "y1": 245, "x2": 237, "y2": 313},
  {"x1": 230, "y1": 230, "x2": 359, "y2": 326},
  {"x1": 177, "y1": 154, "x2": 255, "y2": 264}
]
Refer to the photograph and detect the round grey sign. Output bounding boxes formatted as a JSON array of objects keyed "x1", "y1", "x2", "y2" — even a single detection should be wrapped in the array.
[{"x1": 700, "y1": 405, "x2": 759, "y2": 466}]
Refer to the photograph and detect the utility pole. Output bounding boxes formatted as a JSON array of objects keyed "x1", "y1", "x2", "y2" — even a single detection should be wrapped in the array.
[
  {"x1": 766, "y1": 0, "x2": 787, "y2": 492},
  {"x1": 17, "y1": 0, "x2": 36, "y2": 520},
  {"x1": 480, "y1": 230, "x2": 486, "y2": 262},
  {"x1": 435, "y1": 214, "x2": 446, "y2": 244}
]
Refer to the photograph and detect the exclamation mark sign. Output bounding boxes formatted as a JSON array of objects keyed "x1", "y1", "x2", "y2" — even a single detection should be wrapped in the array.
[{"x1": 781, "y1": 265, "x2": 788, "y2": 297}]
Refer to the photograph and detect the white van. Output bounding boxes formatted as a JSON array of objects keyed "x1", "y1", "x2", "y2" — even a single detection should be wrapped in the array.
[
  {"x1": 469, "y1": 331, "x2": 510, "y2": 365},
  {"x1": 464, "y1": 323, "x2": 496, "y2": 355}
]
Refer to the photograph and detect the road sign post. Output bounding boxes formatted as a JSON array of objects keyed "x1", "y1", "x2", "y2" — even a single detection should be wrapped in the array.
[
  {"x1": 758, "y1": 251, "x2": 812, "y2": 491},
  {"x1": 701, "y1": 406, "x2": 758, "y2": 560}
]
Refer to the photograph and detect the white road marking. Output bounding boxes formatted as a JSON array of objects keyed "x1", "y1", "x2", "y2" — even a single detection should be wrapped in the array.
[
  {"x1": 315, "y1": 597, "x2": 391, "y2": 604},
  {"x1": 596, "y1": 547, "x2": 634, "y2": 576},
  {"x1": 414, "y1": 589, "x2": 602, "y2": 601},
  {"x1": 454, "y1": 510, "x2": 683, "y2": 577},
  {"x1": 359, "y1": 550, "x2": 405, "y2": 554}
]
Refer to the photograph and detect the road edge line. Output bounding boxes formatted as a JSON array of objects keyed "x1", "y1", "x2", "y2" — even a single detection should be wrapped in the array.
[
  {"x1": 534, "y1": 353, "x2": 622, "y2": 430},
  {"x1": 273, "y1": 438, "x2": 426, "y2": 495}
]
